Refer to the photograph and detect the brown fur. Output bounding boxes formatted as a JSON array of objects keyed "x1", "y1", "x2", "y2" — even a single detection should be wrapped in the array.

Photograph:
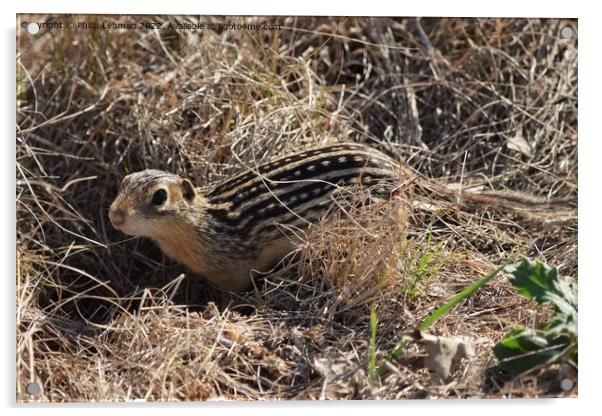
[{"x1": 109, "y1": 143, "x2": 575, "y2": 292}]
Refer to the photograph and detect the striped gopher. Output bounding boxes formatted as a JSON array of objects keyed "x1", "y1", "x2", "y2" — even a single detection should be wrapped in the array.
[
  {"x1": 109, "y1": 142, "x2": 573, "y2": 292},
  {"x1": 109, "y1": 143, "x2": 402, "y2": 291}
]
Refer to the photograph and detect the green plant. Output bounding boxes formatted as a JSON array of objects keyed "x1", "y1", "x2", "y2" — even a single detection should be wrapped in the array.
[
  {"x1": 404, "y1": 231, "x2": 446, "y2": 300},
  {"x1": 378, "y1": 263, "x2": 507, "y2": 377},
  {"x1": 493, "y1": 259, "x2": 578, "y2": 377},
  {"x1": 368, "y1": 305, "x2": 378, "y2": 382}
]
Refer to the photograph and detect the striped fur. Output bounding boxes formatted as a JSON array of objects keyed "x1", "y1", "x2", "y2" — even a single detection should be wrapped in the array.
[
  {"x1": 110, "y1": 142, "x2": 402, "y2": 291},
  {"x1": 110, "y1": 141, "x2": 572, "y2": 292},
  {"x1": 203, "y1": 143, "x2": 399, "y2": 239}
]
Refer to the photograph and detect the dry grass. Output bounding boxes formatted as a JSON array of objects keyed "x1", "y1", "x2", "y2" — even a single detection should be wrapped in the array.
[{"x1": 16, "y1": 15, "x2": 577, "y2": 401}]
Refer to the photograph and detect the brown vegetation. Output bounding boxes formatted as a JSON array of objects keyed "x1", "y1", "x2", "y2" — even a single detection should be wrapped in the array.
[{"x1": 16, "y1": 15, "x2": 577, "y2": 401}]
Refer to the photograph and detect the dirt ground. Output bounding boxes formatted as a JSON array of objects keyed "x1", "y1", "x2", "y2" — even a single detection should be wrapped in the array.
[{"x1": 16, "y1": 15, "x2": 577, "y2": 401}]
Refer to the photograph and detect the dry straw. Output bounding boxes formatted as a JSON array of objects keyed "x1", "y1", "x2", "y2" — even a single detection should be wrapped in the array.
[{"x1": 17, "y1": 16, "x2": 577, "y2": 401}]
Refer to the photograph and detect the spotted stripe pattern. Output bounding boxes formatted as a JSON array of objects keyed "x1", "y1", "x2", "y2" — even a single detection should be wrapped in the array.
[{"x1": 203, "y1": 143, "x2": 399, "y2": 240}]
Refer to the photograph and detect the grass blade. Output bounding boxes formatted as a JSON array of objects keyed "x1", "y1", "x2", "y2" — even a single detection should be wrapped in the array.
[
  {"x1": 418, "y1": 263, "x2": 507, "y2": 331},
  {"x1": 377, "y1": 263, "x2": 507, "y2": 377},
  {"x1": 368, "y1": 306, "x2": 378, "y2": 381}
]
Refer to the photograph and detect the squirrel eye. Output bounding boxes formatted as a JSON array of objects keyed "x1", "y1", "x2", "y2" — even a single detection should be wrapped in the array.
[{"x1": 151, "y1": 189, "x2": 167, "y2": 206}]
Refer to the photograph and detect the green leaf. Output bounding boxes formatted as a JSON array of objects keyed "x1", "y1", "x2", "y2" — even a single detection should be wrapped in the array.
[
  {"x1": 493, "y1": 328, "x2": 574, "y2": 377},
  {"x1": 503, "y1": 258, "x2": 577, "y2": 313},
  {"x1": 493, "y1": 258, "x2": 578, "y2": 377},
  {"x1": 503, "y1": 258, "x2": 577, "y2": 339}
]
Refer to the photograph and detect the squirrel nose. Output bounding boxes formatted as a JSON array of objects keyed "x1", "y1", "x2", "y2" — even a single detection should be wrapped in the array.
[{"x1": 109, "y1": 207, "x2": 126, "y2": 228}]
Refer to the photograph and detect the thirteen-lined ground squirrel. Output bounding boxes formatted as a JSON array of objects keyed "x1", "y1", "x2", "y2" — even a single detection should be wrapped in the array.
[
  {"x1": 109, "y1": 142, "x2": 401, "y2": 291},
  {"x1": 109, "y1": 142, "x2": 574, "y2": 292}
]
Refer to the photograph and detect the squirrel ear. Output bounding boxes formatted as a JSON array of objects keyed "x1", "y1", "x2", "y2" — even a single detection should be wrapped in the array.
[{"x1": 181, "y1": 179, "x2": 196, "y2": 202}]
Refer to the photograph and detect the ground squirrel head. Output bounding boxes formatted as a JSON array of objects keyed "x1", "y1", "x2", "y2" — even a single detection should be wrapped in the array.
[{"x1": 109, "y1": 169, "x2": 198, "y2": 239}]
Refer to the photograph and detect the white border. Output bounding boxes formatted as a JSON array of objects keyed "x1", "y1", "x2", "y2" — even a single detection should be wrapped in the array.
[
  {"x1": 4, "y1": 1, "x2": 598, "y2": 415},
  {"x1": 10, "y1": 0, "x2": 580, "y2": 17}
]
